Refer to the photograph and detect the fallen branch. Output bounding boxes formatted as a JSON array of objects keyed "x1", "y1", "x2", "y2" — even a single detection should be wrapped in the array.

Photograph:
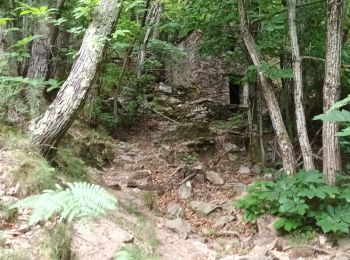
[
  {"x1": 178, "y1": 172, "x2": 197, "y2": 185},
  {"x1": 147, "y1": 108, "x2": 182, "y2": 126}
]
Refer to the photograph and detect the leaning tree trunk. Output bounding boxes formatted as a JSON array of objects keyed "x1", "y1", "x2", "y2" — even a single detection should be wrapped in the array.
[
  {"x1": 238, "y1": 0, "x2": 296, "y2": 174},
  {"x1": 322, "y1": 0, "x2": 345, "y2": 185},
  {"x1": 287, "y1": 0, "x2": 315, "y2": 170},
  {"x1": 28, "y1": 0, "x2": 123, "y2": 156}
]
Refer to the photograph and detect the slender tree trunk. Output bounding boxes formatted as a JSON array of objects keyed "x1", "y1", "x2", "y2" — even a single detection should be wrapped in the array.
[
  {"x1": 28, "y1": 0, "x2": 123, "y2": 156},
  {"x1": 322, "y1": 0, "x2": 345, "y2": 185},
  {"x1": 238, "y1": 0, "x2": 296, "y2": 174},
  {"x1": 288, "y1": 0, "x2": 315, "y2": 170},
  {"x1": 113, "y1": 0, "x2": 151, "y2": 118},
  {"x1": 136, "y1": 2, "x2": 163, "y2": 78}
]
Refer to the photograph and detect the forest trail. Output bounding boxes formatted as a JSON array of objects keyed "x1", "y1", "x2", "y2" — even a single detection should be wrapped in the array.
[
  {"x1": 2, "y1": 114, "x2": 349, "y2": 259},
  {"x1": 85, "y1": 115, "x2": 254, "y2": 259}
]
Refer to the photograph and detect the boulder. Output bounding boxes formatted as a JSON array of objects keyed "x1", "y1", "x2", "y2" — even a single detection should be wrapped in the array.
[
  {"x1": 213, "y1": 216, "x2": 235, "y2": 230},
  {"x1": 224, "y1": 143, "x2": 239, "y2": 153},
  {"x1": 179, "y1": 182, "x2": 192, "y2": 199},
  {"x1": 190, "y1": 201, "x2": 219, "y2": 215},
  {"x1": 165, "y1": 218, "x2": 191, "y2": 239},
  {"x1": 228, "y1": 153, "x2": 239, "y2": 162},
  {"x1": 238, "y1": 166, "x2": 251, "y2": 174},
  {"x1": 205, "y1": 170, "x2": 224, "y2": 185},
  {"x1": 157, "y1": 82, "x2": 173, "y2": 93},
  {"x1": 167, "y1": 203, "x2": 183, "y2": 218}
]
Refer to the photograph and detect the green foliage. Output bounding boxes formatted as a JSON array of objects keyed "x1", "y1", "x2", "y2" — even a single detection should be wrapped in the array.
[
  {"x1": 314, "y1": 94, "x2": 350, "y2": 137},
  {"x1": 114, "y1": 245, "x2": 159, "y2": 260},
  {"x1": 40, "y1": 224, "x2": 72, "y2": 260},
  {"x1": 212, "y1": 113, "x2": 245, "y2": 130},
  {"x1": 182, "y1": 153, "x2": 197, "y2": 165},
  {"x1": 289, "y1": 228, "x2": 314, "y2": 245},
  {"x1": 0, "y1": 202, "x2": 18, "y2": 223},
  {"x1": 16, "y1": 3, "x2": 56, "y2": 18},
  {"x1": 235, "y1": 170, "x2": 350, "y2": 235},
  {"x1": 0, "y1": 248, "x2": 28, "y2": 260},
  {"x1": 7, "y1": 150, "x2": 56, "y2": 197},
  {"x1": 11, "y1": 182, "x2": 118, "y2": 226},
  {"x1": 54, "y1": 148, "x2": 87, "y2": 180}
]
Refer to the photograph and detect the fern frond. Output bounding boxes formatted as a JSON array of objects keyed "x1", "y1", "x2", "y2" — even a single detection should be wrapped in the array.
[{"x1": 10, "y1": 182, "x2": 118, "y2": 226}]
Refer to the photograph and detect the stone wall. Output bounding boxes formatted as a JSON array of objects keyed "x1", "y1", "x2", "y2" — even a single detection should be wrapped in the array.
[{"x1": 166, "y1": 32, "x2": 245, "y2": 105}]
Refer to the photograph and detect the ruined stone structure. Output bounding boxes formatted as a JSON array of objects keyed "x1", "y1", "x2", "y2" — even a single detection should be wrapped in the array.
[{"x1": 166, "y1": 31, "x2": 246, "y2": 106}]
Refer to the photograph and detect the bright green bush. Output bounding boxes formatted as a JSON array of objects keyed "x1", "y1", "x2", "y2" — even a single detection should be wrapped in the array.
[{"x1": 235, "y1": 170, "x2": 350, "y2": 234}]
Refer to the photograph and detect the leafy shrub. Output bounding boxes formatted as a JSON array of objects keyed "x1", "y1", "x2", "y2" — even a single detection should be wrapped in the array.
[
  {"x1": 11, "y1": 182, "x2": 118, "y2": 226},
  {"x1": 235, "y1": 170, "x2": 350, "y2": 234}
]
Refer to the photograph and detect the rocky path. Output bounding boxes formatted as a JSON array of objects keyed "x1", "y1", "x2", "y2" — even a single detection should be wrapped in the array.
[{"x1": 84, "y1": 117, "x2": 258, "y2": 259}]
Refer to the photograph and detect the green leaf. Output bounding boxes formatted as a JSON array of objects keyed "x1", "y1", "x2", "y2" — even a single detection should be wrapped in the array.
[{"x1": 314, "y1": 109, "x2": 350, "y2": 122}]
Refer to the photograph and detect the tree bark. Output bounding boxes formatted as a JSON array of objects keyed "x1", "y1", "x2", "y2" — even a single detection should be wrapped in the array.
[
  {"x1": 136, "y1": 2, "x2": 164, "y2": 78},
  {"x1": 322, "y1": 0, "x2": 345, "y2": 185},
  {"x1": 287, "y1": 0, "x2": 315, "y2": 170},
  {"x1": 238, "y1": 0, "x2": 296, "y2": 174},
  {"x1": 28, "y1": 0, "x2": 123, "y2": 156},
  {"x1": 113, "y1": 0, "x2": 151, "y2": 118},
  {"x1": 26, "y1": 19, "x2": 51, "y2": 118}
]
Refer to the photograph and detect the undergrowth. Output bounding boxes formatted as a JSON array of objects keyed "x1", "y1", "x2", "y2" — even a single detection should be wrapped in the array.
[
  {"x1": 11, "y1": 182, "x2": 118, "y2": 226},
  {"x1": 235, "y1": 170, "x2": 350, "y2": 235},
  {"x1": 114, "y1": 244, "x2": 159, "y2": 260},
  {"x1": 40, "y1": 224, "x2": 72, "y2": 260},
  {"x1": 54, "y1": 148, "x2": 88, "y2": 181}
]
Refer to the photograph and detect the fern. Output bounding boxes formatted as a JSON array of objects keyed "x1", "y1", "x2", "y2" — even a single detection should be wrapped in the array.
[{"x1": 11, "y1": 182, "x2": 117, "y2": 226}]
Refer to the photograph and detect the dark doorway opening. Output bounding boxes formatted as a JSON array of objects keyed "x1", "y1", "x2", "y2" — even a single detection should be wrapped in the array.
[{"x1": 229, "y1": 82, "x2": 241, "y2": 105}]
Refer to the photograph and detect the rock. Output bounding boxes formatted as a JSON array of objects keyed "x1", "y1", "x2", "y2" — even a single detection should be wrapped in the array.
[
  {"x1": 179, "y1": 182, "x2": 192, "y2": 199},
  {"x1": 131, "y1": 170, "x2": 150, "y2": 179},
  {"x1": 213, "y1": 216, "x2": 235, "y2": 229},
  {"x1": 167, "y1": 203, "x2": 183, "y2": 218},
  {"x1": 180, "y1": 137, "x2": 216, "y2": 156},
  {"x1": 228, "y1": 153, "x2": 239, "y2": 162},
  {"x1": 338, "y1": 237, "x2": 350, "y2": 251},
  {"x1": 319, "y1": 235, "x2": 327, "y2": 245},
  {"x1": 165, "y1": 218, "x2": 191, "y2": 239},
  {"x1": 255, "y1": 215, "x2": 279, "y2": 245},
  {"x1": 159, "y1": 145, "x2": 176, "y2": 164},
  {"x1": 157, "y1": 82, "x2": 173, "y2": 93},
  {"x1": 238, "y1": 166, "x2": 251, "y2": 174},
  {"x1": 223, "y1": 183, "x2": 246, "y2": 197},
  {"x1": 252, "y1": 163, "x2": 262, "y2": 174},
  {"x1": 138, "y1": 183, "x2": 165, "y2": 194},
  {"x1": 190, "y1": 201, "x2": 219, "y2": 215},
  {"x1": 119, "y1": 155, "x2": 134, "y2": 163},
  {"x1": 333, "y1": 255, "x2": 350, "y2": 260},
  {"x1": 205, "y1": 170, "x2": 224, "y2": 185},
  {"x1": 127, "y1": 177, "x2": 150, "y2": 188},
  {"x1": 224, "y1": 143, "x2": 239, "y2": 153},
  {"x1": 71, "y1": 219, "x2": 134, "y2": 260}
]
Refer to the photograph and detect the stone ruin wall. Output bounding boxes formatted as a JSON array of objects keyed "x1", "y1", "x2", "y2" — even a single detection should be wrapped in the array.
[{"x1": 166, "y1": 32, "x2": 231, "y2": 105}]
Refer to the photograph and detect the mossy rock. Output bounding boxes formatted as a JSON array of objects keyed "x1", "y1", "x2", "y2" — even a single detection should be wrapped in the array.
[
  {"x1": 161, "y1": 122, "x2": 212, "y2": 142},
  {"x1": 63, "y1": 121, "x2": 116, "y2": 168}
]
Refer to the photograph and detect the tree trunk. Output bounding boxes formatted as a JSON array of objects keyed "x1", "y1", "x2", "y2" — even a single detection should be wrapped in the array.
[
  {"x1": 287, "y1": 0, "x2": 315, "y2": 170},
  {"x1": 322, "y1": 0, "x2": 345, "y2": 185},
  {"x1": 26, "y1": 20, "x2": 51, "y2": 118},
  {"x1": 28, "y1": 0, "x2": 123, "y2": 156},
  {"x1": 113, "y1": 0, "x2": 151, "y2": 118},
  {"x1": 136, "y1": 2, "x2": 164, "y2": 78},
  {"x1": 238, "y1": 0, "x2": 296, "y2": 174}
]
